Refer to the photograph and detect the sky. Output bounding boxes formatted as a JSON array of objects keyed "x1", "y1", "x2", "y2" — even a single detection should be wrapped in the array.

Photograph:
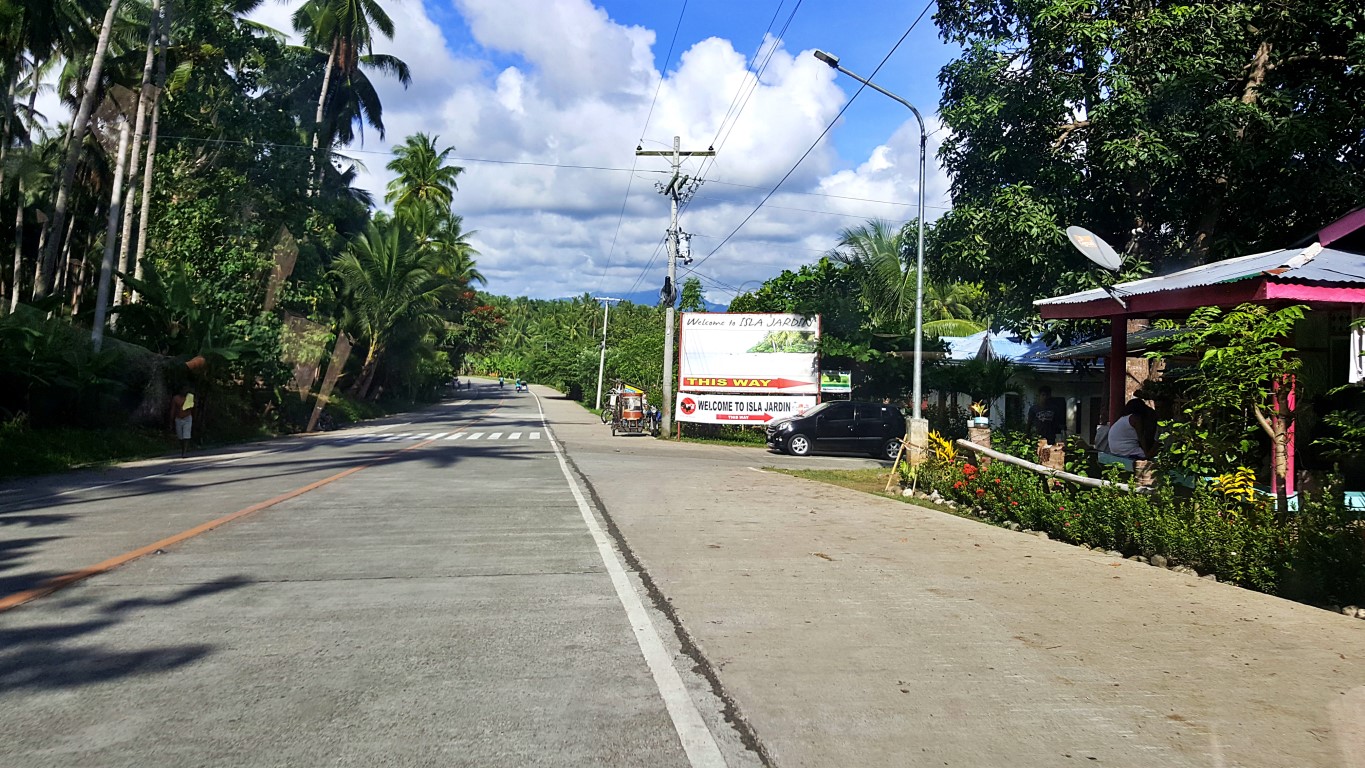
[{"x1": 52, "y1": 0, "x2": 964, "y2": 304}]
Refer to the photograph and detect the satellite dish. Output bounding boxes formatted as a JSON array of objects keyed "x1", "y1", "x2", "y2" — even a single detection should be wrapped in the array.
[{"x1": 1066, "y1": 226, "x2": 1122, "y2": 271}]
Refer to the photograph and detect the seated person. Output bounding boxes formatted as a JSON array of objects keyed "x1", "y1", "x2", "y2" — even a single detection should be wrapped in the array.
[{"x1": 1106, "y1": 399, "x2": 1157, "y2": 459}]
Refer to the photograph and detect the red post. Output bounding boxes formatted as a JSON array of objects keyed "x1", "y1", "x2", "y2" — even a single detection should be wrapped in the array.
[{"x1": 1108, "y1": 317, "x2": 1127, "y2": 423}]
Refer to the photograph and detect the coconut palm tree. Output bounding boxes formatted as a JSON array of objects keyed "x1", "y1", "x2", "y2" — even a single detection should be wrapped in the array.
[
  {"x1": 292, "y1": 0, "x2": 406, "y2": 190},
  {"x1": 34, "y1": 0, "x2": 123, "y2": 299},
  {"x1": 831, "y1": 219, "x2": 915, "y2": 330},
  {"x1": 385, "y1": 133, "x2": 463, "y2": 213},
  {"x1": 332, "y1": 218, "x2": 449, "y2": 398}
]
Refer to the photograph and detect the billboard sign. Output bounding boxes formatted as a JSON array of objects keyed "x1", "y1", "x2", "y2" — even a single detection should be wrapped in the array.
[
  {"x1": 675, "y1": 393, "x2": 818, "y2": 424},
  {"x1": 820, "y1": 371, "x2": 851, "y2": 393},
  {"x1": 678, "y1": 313, "x2": 820, "y2": 394}
]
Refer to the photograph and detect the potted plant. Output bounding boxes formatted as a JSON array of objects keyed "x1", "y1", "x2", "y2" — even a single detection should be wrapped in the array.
[{"x1": 970, "y1": 400, "x2": 990, "y2": 427}]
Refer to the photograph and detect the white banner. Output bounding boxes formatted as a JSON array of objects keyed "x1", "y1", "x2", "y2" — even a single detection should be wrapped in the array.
[
  {"x1": 678, "y1": 313, "x2": 820, "y2": 393},
  {"x1": 675, "y1": 393, "x2": 818, "y2": 425}
]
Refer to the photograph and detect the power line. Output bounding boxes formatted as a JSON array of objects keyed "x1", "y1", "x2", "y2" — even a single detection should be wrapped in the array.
[
  {"x1": 697, "y1": 0, "x2": 803, "y2": 181},
  {"x1": 701, "y1": 177, "x2": 950, "y2": 209},
  {"x1": 597, "y1": 0, "x2": 690, "y2": 296},
  {"x1": 690, "y1": 0, "x2": 936, "y2": 274},
  {"x1": 152, "y1": 133, "x2": 672, "y2": 174}
]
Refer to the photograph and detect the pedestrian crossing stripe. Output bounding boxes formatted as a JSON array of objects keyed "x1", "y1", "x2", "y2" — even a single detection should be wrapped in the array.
[{"x1": 333, "y1": 431, "x2": 546, "y2": 444}]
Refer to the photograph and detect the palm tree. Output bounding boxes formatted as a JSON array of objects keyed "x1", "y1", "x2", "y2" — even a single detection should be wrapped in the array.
[
  {"x1": 332, "y1": 219, "x2": 448, "y2": 398},
  {"x1": 35, "y1": 0, "x2": 123, "y2": 299},
  {"x1": 921, "y1": 282, "x2": 988, "y2": 337},
  {"x1": 831, "y1": 219, "x2": 915, "y2": 330},
  {"x1": 398, "y1": 201, "x2": 482, "y2": 286},
  {"x1": 385, "y1": 133, "x2": 463, "y2": 213},
  {"x1": 293, "y1": 0, "x2": 407, "y2": 190}
]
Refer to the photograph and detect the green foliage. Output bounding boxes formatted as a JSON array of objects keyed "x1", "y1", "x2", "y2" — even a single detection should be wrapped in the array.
[
  {"x1": 678, "y1": 276, "x2": 707, "y2": 313},
  {"x1": 1286, "y1": 478, "x2": 1365, "y2": 605},
  {"x1": 0, "y1": 416, "x2": 171, "y2": 479},
  {"x1": 469, "y1": 294, "x2": 665, "y2": 407},
  {"x1": 933, "y1": 0, "x2": 1365, "y2": 326},
  {"x1": 0, "y1": 305, "x2": 127, "y2": 427},
  {"x1": 1146, "y1": 304, "x2": 1306, "y2": 494},
  {"x1": 915, "y1": 451, "x2": 1365, "y2": 602}
]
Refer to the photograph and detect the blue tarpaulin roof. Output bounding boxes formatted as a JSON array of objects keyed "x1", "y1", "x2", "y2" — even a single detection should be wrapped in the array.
[{"x1": 940, "y1": 331, "x2": 1077, "y2": 372}]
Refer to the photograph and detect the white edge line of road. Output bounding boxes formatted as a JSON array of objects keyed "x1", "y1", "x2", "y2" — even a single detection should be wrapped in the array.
[{"x1": 531, "y1": 391, "x2": 728, "y2": 768}]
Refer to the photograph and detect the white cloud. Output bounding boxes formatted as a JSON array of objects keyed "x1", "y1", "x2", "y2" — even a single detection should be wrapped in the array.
[{"x1": 257, "y1": 0, "x2": 957, "y2": 303}]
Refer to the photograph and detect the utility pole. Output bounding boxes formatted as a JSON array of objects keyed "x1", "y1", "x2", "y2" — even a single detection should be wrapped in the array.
[
  {"x1": 593, "y1": 296, "x2": 623, "y2": 410},
  {"x1": 637, "y1": 136, "x2": 713, "y2": 434}
]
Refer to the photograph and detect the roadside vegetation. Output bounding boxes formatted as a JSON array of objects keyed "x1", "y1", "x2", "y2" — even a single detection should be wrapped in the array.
[{"x1": 1, "y1": 0, "x2": 496, "y2": 477}]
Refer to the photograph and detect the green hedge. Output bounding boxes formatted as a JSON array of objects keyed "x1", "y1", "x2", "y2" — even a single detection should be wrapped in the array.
[{"x1": 916, "y1": 458, "x2": 1364, "y2": 606}]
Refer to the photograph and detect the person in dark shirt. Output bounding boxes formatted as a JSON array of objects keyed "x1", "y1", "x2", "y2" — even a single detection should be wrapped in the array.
[{"x1": 1027, "y1": 386, "x2": 1067, "y2": 444}]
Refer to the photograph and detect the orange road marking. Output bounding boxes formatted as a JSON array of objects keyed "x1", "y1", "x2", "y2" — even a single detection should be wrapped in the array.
[{"x1": 0, "y1": 398, "x2": 508, "y2": 614}]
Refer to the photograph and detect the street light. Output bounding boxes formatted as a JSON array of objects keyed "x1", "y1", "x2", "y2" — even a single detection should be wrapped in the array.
[
  {"x1": 813, "y1": 49, "x2": 930, "y2": 449},
  {"x1": 593, "y1": 297, "x2": 623, "y2": 410}
]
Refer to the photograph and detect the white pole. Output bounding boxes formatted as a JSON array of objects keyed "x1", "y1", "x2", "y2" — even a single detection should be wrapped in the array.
[{"x1": 595, "y1": 299, "x2": 610, "y2": 410}]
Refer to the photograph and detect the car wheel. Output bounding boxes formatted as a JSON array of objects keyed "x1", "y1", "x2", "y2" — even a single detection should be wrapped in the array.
[
  {"x1": 787, "y1": 434, "x2": 812, "y2": 456},
  {"x1": 877, "y1": 437, "x2": 902, "y2": 461}
]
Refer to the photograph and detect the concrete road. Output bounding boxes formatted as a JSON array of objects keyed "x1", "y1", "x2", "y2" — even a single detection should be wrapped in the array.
[
  {"x1": 0, "y1": 385, "x2": 770, "y2": 767},
  {"x1": 542, "y1": 393, "x2": 1365, "y2": 768},
  {"x1": 6, "y1": 382, "x2": 1365, "y2": 768}
]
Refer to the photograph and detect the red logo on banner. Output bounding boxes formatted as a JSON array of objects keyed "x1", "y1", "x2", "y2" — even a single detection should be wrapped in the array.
[{"x1": 680, "y1": 397, "x2": 697, "y2": 415}]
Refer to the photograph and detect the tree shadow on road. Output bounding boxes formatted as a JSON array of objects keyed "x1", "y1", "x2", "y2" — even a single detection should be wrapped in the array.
[{"x1": 0, "y1": 575, "x2": 249, "y2": 695}]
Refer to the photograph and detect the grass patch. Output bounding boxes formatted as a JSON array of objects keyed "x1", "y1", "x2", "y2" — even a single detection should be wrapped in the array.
[
  {"x1": 768, "y1": 467, "x2": 894, "y2": 494},
  {"x1": 679, "y1": 435, "x2": 770, "y2": 448},
  {"x1": 767, "y1": 466, "x2": 972, "y2": 518},
  {"x1": 0, "y1": 422, "x2": 175, "y2": 480}
]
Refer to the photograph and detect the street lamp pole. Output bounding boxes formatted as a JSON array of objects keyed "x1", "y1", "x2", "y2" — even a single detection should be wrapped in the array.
[
  {"x1": 813, "y1": 49, "x2": 930, "y2": 457},
  {"x1": 593, "y1": 297, "x2": 623, "y2": 411}
]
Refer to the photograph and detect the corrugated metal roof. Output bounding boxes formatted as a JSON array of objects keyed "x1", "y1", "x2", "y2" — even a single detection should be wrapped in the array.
[
  {"x1": 1035, "y1": 245, "x2": 1365, "y2": 307},
  {"x1": 1044, "y1": 327, "x2": 1184, "y2": 359}
]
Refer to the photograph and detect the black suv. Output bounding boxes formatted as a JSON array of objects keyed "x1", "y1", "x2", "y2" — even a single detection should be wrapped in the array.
[{"x1": 766, "y1": 400, "x2": 906, "y2": 460}]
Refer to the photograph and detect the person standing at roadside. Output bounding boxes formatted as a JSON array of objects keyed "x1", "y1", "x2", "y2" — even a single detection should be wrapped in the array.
[{"x1": 170, "y1": 388, "x2": 195, "y2": 458}]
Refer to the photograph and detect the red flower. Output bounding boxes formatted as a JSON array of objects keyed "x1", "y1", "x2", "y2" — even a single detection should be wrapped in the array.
[
  {"x1": 975, "y1": 488, "x2": 985, "y2": 497},
  {"x1": 1058, "y1": 505, "x2": 1065, "y2": 511},
  {"x1": 993, "y1": 478, "x2": 1002, "y2": 484},
  {"x1": 962, "y1": 464, "x2": 978, "y2": 477},
  {"x1": 1011, "y1": 501, "x2": 1019, "y2": 507},
  {"x1": 952, "y1": 481, "x2": 964, "y2": 490}
]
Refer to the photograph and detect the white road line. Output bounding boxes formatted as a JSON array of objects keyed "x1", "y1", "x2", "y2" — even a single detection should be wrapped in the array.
[
  {"x1": 383, "y1": 433, "x2": 409, "y2": 442},
  {"x1": 445, "y1": 433, "x2": 465, "y2": 440},
  {"x1": 530, "y1": 431, "x2": 541, "y2": 440},
  {"x1": 427, "y1": 433, "x2": 448, "y2": 440},
  {"x1": 529, "y1": 392, "x2": 726, "y2": 768},
  {"x1": 487, "y1": 432, "x2": 503, "y2": 440},
  {"x1": 509, "y1": 432, "x2": 522, "y2": 440},
  {"x1": 465, "y1": 433, "x2": 484, "y2": 441}
]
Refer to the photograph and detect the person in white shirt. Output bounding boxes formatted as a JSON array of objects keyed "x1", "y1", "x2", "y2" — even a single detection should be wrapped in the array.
[{"x1": 1105, "y1": 399, "x2": 1155, "y2": 459}]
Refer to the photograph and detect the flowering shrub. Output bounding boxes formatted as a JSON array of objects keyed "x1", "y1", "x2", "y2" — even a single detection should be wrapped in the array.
[{"x1": 917, "y1": 451, "x2": 1358, "y2": 603}]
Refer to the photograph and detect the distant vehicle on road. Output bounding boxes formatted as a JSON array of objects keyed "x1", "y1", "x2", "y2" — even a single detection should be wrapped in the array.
[{"x1": 766, "y1": 400, "x2": 905, "y2": 460}]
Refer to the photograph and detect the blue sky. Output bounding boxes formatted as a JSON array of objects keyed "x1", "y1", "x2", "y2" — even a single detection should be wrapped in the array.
[{"x1": 239, "y1": 0, "x2": 965, "y2": 302}]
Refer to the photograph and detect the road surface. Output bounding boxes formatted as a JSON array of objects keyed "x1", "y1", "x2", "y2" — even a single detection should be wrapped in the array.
[{"x1": 2, "y1": 382, "x2": 1363, "y2": 767}]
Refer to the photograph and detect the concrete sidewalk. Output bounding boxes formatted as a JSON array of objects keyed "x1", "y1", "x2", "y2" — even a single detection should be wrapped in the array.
[{"x1": 546, "y1": 396, "x2": 1365, "y2": 768}]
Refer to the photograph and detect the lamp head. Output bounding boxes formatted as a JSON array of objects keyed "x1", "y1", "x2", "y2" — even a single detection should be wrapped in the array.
[{"x1": 813, "y1": 50, "x2": 839, "y2": 68}]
